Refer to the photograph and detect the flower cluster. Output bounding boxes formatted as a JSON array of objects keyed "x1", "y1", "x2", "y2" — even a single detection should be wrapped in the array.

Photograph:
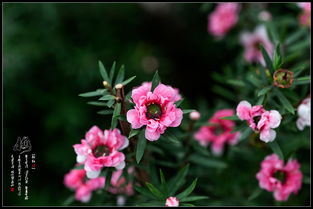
[
  {"x1": 236, "y1": 101, "x2": 282, "y2": 143},
  {"x1": 194, "y1": 109, "x2": 240, "y2": 155},
  {"x1": 256, "y1": 154, "x2": 303, "y2": 201},
  {"x1": 127, "y1": 82, "x2": 183, "y2": 141},
  {"x1": 165, "y1": 197, "x2": 180, "y2": 207},
  {"x1": 208, "y1": 3, "x2": 239, "y2": 38},
  {"x1": 107, "y1": 167, "x2": 135, "y2": 196},
  {"x1": 73, "y1": 126, "x2": 129, "y2": 178},
  {"x1": 64, "y1": 169, "x2": 105, "y2": 203}
]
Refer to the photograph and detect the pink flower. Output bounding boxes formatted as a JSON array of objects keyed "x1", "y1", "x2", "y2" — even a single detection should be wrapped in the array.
[
  {"x1": 73, "y1": 126, "x2": 129, "y2": 179},
  {"x1": 240, "y1": 25, "x2": 274, "y2": 66},
  {"x1": 126, "y1": 82, "x2": 183, "y2": 141},
  {"x1": 64, "y1": 169, "x2": 105, "y2": 203},
  {"x1": 298, "y1": 3, "x2": 311, "y2": 27},
  {"x1": 108, "y1": 167, "x2": 135, "y2": 196},
  {"x1": 296, "y1": 97, "x2": 311, "y2": 131},
  {"x1": 208, "y1": 3, "x2": 239, "y2": 38},
  {"x1": 165, "y1": 197, "x2": 179, "y2": 207},
  {"x1": 256, "y1": 154, "x2": 303, "y2": 201},
  {"x1": 236, "y1": 101, "x2": 281, "y2": 143},
  {"x1": 189, "y1": 111, "x2": 201, "y2": 120},
  {"x1": 194, "y1": 109, "x2": 241, "y2": 155}
]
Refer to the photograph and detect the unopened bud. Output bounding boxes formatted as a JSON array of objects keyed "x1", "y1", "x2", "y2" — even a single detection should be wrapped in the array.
[
  {"x1": 103, "y1": 81, "x2": 109, "y2": 87},
  {"x1": 115, "y1": 83, "x2": 124, "y2": 89},
  {"x1": 189, "y1": 111, "x2": 201, "y2": 120},
  {"x1": 273, "y1": 69, "x2": 294, "y2": 88}
]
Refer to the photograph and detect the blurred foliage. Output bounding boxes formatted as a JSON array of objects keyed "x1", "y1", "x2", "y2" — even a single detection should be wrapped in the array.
[{"x1": 3, "y1": 2, "x2": 310, "y2": 206}]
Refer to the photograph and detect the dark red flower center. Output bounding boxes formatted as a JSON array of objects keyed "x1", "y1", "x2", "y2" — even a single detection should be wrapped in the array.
[
  {"x1": 253, "y1": 116, "x2": 262, "y2": 125},
  {"x1": 92, "y1": 145, "x2": 111, "y2": 158},
  {"x1": 146, "y1": 103, "x2": 162, "y2": 119},
  {"x1": 253, "y1": 39, "x2": 263, "y2": 50},
  {"x1": 213, "y1": 125, "x2": 225, "y2": 136},
  {"x1": 273, "y1": 170, "x2": 287, "y2": 184}
]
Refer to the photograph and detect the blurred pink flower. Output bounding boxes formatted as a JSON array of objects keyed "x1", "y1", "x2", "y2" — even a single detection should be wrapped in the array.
[
  {"x1": 236, "y1": 101, "x2": 281, "y2": 143},
  {"x1": 165, "y1": 196, "x2": 179, "y2": 207},
  {"x1": 298, "y1": 3, "x2": 311, "y2": 27},
  {"x1": 73, "y1": 126, "x2": 129, "y2": 179},
  {"x1": 208, "y1": 3, "x2": 240, "y2": 38},
  {"x1": 194, "y1": 109, "x2": 240, "y2": 155},
  {"x1": 240, "y1": 25, "x2": 274, "y2": 66},
  {"x1": 108, "y1": 167, "x2": 135, "y2": 196},
  {"x1": 64, "y1": 169, "x2": 105, "y2": 203},
  {"x1": 296, "y1": 97, "x2": 311, "y2": 130},
  {"x1": 127, "y1": 82, "x2": 183, "y2": 141},
  {"x1": 256, "y1": 154, "x2": 303, "y2": 201}
]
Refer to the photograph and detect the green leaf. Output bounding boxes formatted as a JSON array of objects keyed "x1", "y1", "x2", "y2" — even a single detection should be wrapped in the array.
[
  {"x1": 109, "y1": 61, "x2": 116, "y2": 82},
  {"x1": 168, "y1": 164, "x2": 189, "y2": 196},
  {"x1": 97, "y1": 109, "x2": 114, "y2": 115},
  {"x1": 273, "y1": 43, "x2": 282, "y2": 70},
  {"x1": 189, "y1": 154, "x2": 227, "y2": 169},
  {"x1": 62, "y1": 195, "x2": 75, "y2": 206},
  {"x1": 73, "y1": 164, "x2": 84, "y2": 170},
  {"x1": 111, "y1": 103, "x2": 121, "y2": 129},
  {"x1": 273, "y1": 88, "x2": 295, "y2": 114},
  {"x1": 176, "y1": 178, "x2": 198, "y2": 200},
  {"x1": 104, "y1": 169, "x2": 112, "y2": 190},
  {"x1": 180, "y1": 196, "x2": 209, "y2": 203},
  {"x1": 226, "y1": 79, "x2": 245, "y2": 87},
  {"x1": 79, "y1": 89, "x2": 107, "y2": 97},
  {"x1": 99, "y1": 95, "x2": 116, "y2": 101},
  {"x1": 248, "y1": 188, "x2": 263, "y2": 201},
  {"x1": 136, "y1": 130, "x2": 147, "y2": 164},
  {"x1": 260, "y1": 45, "x2": 274, "y2": 74},
  {"x1": 239, "y1": 127, "x2": 253, "y2": 142},
  {"x1": 120, "y1": 76, "x2": 136, "y2": 86},
  {"x1": 133, "y1": 185, "x2": 156, "y2": 199},
  {"x1": 87, "y1": 101, "x2": 108, "y2": 106},
  {"x1": 99, "y1": 60, "x2": 110, "y2": 83},
  {"x1": 151, "y1": 70, "x2": 161, "y2": 92},
  {"x1": 145, "y1": 182, "x2": 165, "y2": 201},
  {"x1": 159, "y1": 169, "x2": 168, "y2": 194},
  {"x1": 257, "y1": 86, "x2": 272, "y2": 97},
  {"x1": 114, "y1": 65, "x2": 125, "y2": 86},
  {"x1": 106, "y1": 99, "x2": 115, "y2": 108},
  {"x1": 293, "y1": 76, "x2": 310, "y2": 85},
  {"x1": 183, "y1": 109, "x2": 196, "y2": 114},
  {"x1": 268, "y1": 141, "x2": 284, "y2": 161},
  {"x1": 285, "y1": 27, "x2": 307, "y2": 45},
  {"x1": 219, "y1": 115, "x2": 240, "y2": 121},
  {"x1": 129, "y1": 128, "x2": 141, "y2": 138},
  {"x1": 181, "y1": 203, "x2": 195, "y2": 206},
  {"x1": 256, "y1": 95, "x2": 266, "y2": 105},
  {"x1": 175, "y1": 98, "x2": 184, "y2": 107}
]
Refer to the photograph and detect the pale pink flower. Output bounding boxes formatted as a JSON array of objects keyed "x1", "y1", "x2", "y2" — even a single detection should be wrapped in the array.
[
  {"x1": 298, "y1": 3, "x2": 311, "y2": 27},
  {"x1": 208, "y1": 3, "x2": 240, "y2": 38},
  {"x1": 194, "y1": 109, "x2": 240, "y2": 155},
  {"x1": 258, "y1": 10, "x2": 272, "y2": 22},
  {"x1": 126, "y1": 82, "x2": 183, "y2": 141},
  {"x1": 165, "y1": 197, "x2": 179, "y2": 207},
  {"x1": 108, "y1": 167, "x2": 135, "y2": 196},
  {"x1": 240, "y1": 25, "x2": 274, "y2": 66},
  {"x1": 298, "y1": 2, "x2": 311, "y2": 13},
  {"x1": 64, "y1": 169, "x2": 105, "y2": 203},
  {"x1": 189, "y1": 111, "x2": 201, "y2": 120},
  {"x1": 256, "y1": 154, "x2": 303, "y2": 201},
  {"x1": 236, "y1": 101, "x2": 281, "y2": 143},
  {"x1": 296, "y1": 97, "x2": 311, "y2": 131},
  {"x1": 73, "y1": 126, "x2": 129, "y2": 179}
]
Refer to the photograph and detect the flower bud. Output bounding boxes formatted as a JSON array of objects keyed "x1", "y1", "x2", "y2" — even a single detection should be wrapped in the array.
[
  {"x1": 273, "y1": 69, "x2": 294, "y2": 88},
  {"x1": 189, "y1": 111, "x2": 201, "y2": 120}
]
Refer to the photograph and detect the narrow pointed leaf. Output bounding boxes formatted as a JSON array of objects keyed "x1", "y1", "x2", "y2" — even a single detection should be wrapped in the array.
[
  {"x1": 257, "y1": 86, "x2": 272, "y2": 97},
  {"x1": 79, "y1": 89, "x2": 107, "y2": 97},
  {"x1": 151, "y1": 70, "x2": 160, "y2": 92},
  {"x1": 248, "y1": 187, "x2": 263, "y2": 201},
  {"x1": 109, "y1": 61, "x2": 116, "y2": 82},
  {"x1": 120, "y1": 76, "x2": 136, "y2": 86},
  {"x1": 136, "y1": 130, "x2": 147, "y2": 164},
  {"x1": 99, "y1": 61, "x2": 110, "y2": 83},
  {"x1": 176, "y1": 178, "x2": 198, "y2": 200},
  {"x1": 99, "y1": 95, "x2": 116, "y2": 101},
  {"x1": 274, "y1": 88, "x2": 295, "y2": 114},
  {"x1": 168, "y1": 164, "x2": 189, "y2": 196},
  {"x1": 175, "y1": 98, "x2": 184, "y2": 107},
  {"x1": 114, "y1": 65, "x2": 125, "y2": 86},
  {"x1": 111, "y1": 103, "x2": 121, "y2": 129},
  {"x1": 87, "y1": 101, "x2": 108, "y2": 106},
  {"x1": 180, "y1": 196, "x2": 209, "y2": 203},
  {"x1": 268, "y1": 141, "x2": 284, "y2": 161},
  {"x1": 160, "y1": 169, "x2": 168, "y2": 194},
  {"x1": 133, "y1": 185, "x2": 155, "y2": 199},
  {"x1": 219, "y1": 115, "x2": 240, "y2": 121},
  {"x1": 183, "y1": 109, "x2": 196, "y2": 114},
  {"x1": 260, "y1": 45, "x2": 274, "y2": 74},
  {"x1": 145, "y1": 182, "x2": 165, "y2": 201},
  {"x1": 129, "y1": 129, "x2": 141, "y2": 139},
  {"x1": 97, "y1": 110, "x2": 114, "y2": 115}
]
